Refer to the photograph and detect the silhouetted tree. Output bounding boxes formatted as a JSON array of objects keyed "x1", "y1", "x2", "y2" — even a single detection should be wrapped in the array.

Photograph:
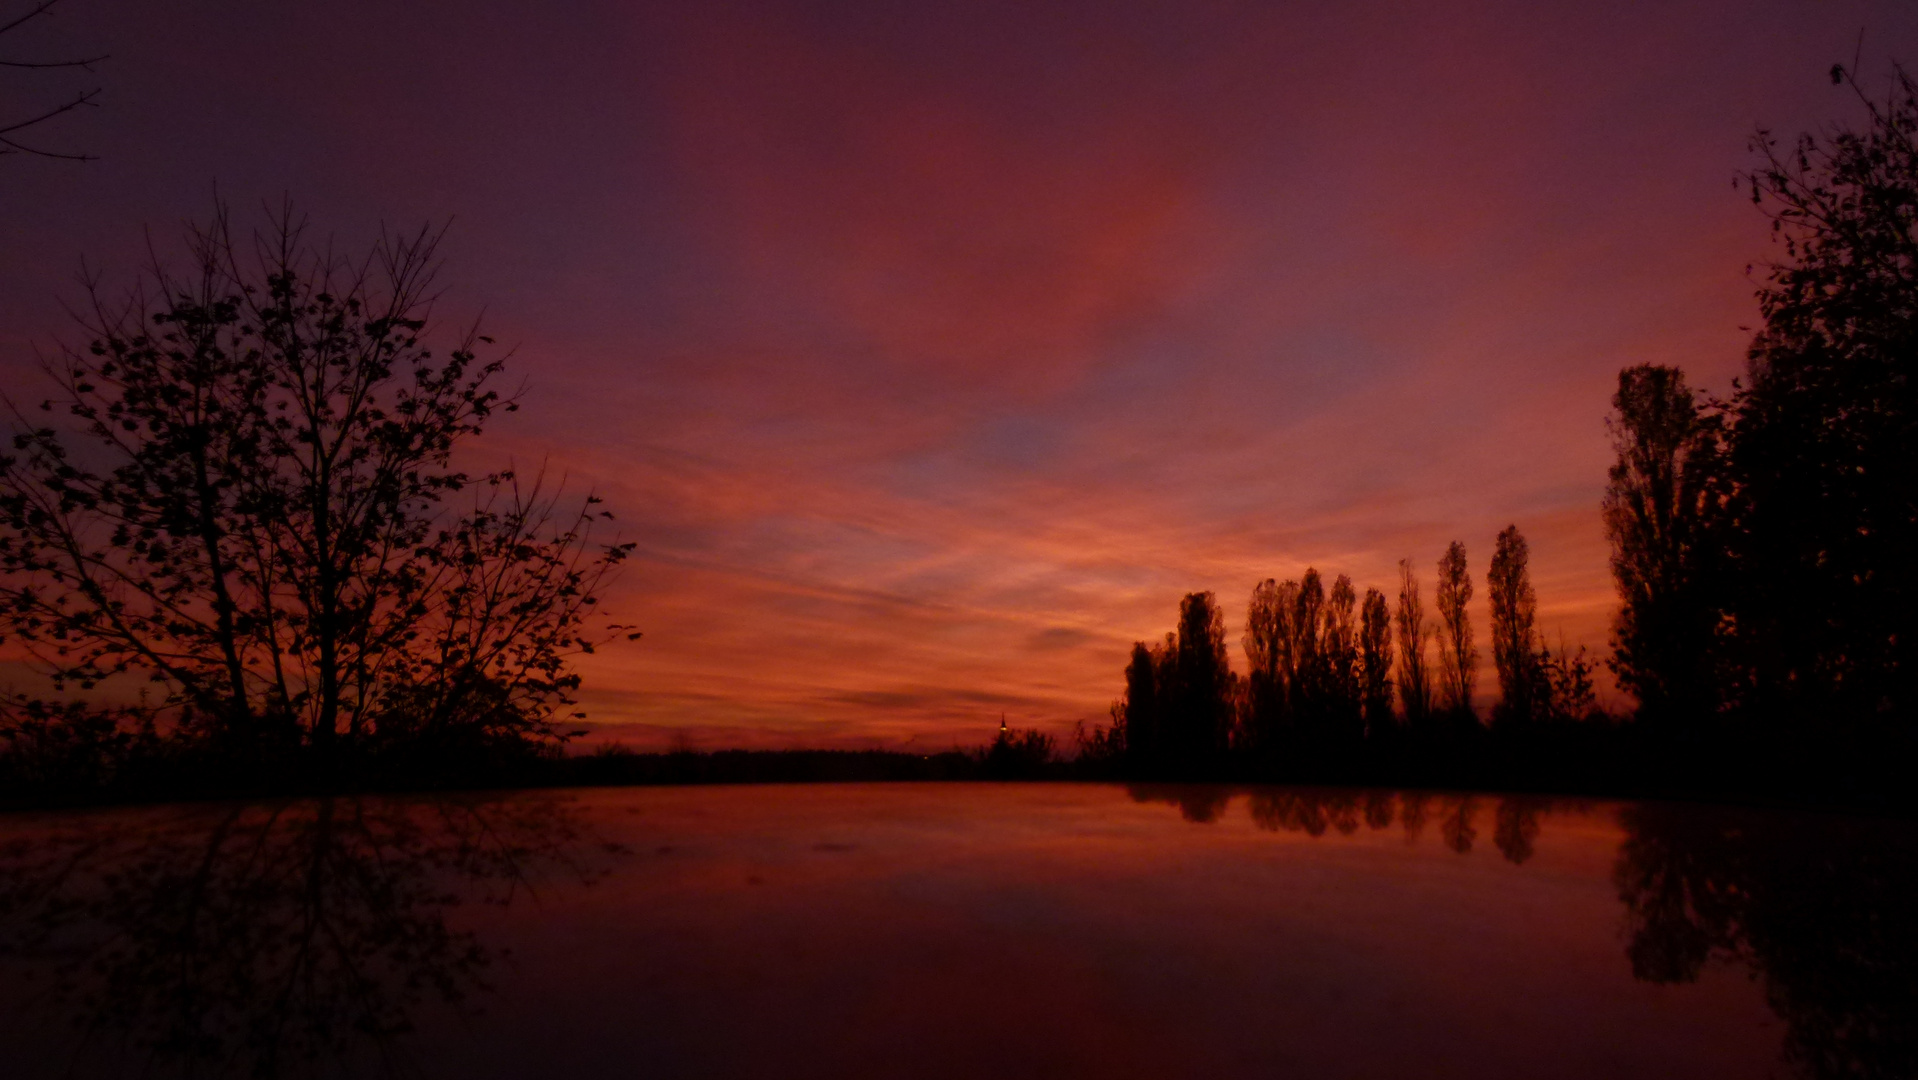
[
  {"x1": 1118, "y1": 639, "x2": 1166, "y2": 774},
  {"x1": 1725, "y1": 64, "x2": 1918, "y2": 739},
  {"x1": 1540, "y1": 635, "x2": 1600, "y2": 722},
  {"x1": 982, "y1": 722, "x2": 1055, "y2": 778},
  {"x1": 1119, "y1": 593, "x2": 1236, "y2": 778},
  {"x1": 0, "y1": 0, "x2": 103, "y2": 160},
  {"x1": 1074, "y1": 709, "x2": 1125, "y2": 773},
  {"x1": 0, "y1": 205, "x2": 635, "y2": 779},
  {"x1": 1604, "y1": 364, "x2": 1728, "y2": 727},
  {"x1": 1488, "y1": 525, "x2": 1545, "y2": 726},
  {"x1": 1242, "y1": 578, "x2": 1291, "y2": 759},
  {"x1": 1435, "y1": 541, "x2": 1478, "y2": 721},
  {"x1": 1168, "y1": 591, "x2": 1234, "y2": 773},
  {"x1": 1359, "y1": 586, "x2": 1393, "y2": 739},
  {"x1": 1394, "y1": 558, "x2": 1434, "y2": 729},
  {"x1": 1320, "y1": 574, "x2": 1361, "y2": 746},
  {"x1": 1291, "y1": 569, "x2": 1326, "y2": 734}
]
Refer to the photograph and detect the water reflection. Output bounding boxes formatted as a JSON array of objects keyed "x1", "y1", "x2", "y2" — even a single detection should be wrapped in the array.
[
  {"x1": 1144, "y1": 785, "x2": 1546, "y2": 863},
  {"x1": 0, "y1": 793, "x2": 615, "y2": 1078},
  {"x1": 0, "y1": 786, "x2": 1910, "y2": 1080},
  {"x1": 1125, "y1": 786, "x2": 1917, "y2": 1080},
  {"x1": 1615, "y1": 801, "x2": 1918, "y2": 1080}
]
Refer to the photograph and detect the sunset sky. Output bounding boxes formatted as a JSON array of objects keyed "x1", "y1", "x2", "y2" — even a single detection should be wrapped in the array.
[{"x1": 5, "y1": 0, "x2": 1916, "y2": 750}]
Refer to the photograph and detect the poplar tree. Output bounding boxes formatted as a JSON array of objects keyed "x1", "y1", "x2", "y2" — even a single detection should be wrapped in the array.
[
  {"x1": 1243, "y1": 579, "x2": 1292, "y2": 757},
  {"x1": 1435, "y1": 542, "x2": 1478, "y2": 720},
  {"x1": 1359, "y1": 586, "x2": 1394, "y2": 739},
  {"x1": 1292, "y1": 569, "x2": 1327, "y2": 737},
  {"x1": 1394, "y1": 558, "x2": 1434, "y2": 726},
  {"x1": 1488, "y1": 525, "x2": 1544, "y2": 726},
  {"x1": 1322, "y1": 574, "x2": 1361, "y2": 742}
]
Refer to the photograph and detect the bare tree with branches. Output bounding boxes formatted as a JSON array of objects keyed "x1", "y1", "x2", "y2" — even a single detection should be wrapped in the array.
[
  {"x1": 0, "y1": 203, "x2": 637, "y2": 776},
  {"x1": 1, "y1": 0, "x2": 104, "y2": 161}
]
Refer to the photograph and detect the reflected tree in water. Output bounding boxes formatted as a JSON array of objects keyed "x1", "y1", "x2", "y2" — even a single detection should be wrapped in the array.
[
  {"x1": 1247, "y1": 789, "x2": 1368, "y2": 837},
  {"x1": 1399, "y1": 792, "x2": 1431, "y2": 843},
  {"x1": 0, "y1": 793, "x2": 616, "y2": 1078},
  {"x1": 1615, "y1": 803, "x2": 1918, "y2": 1080},
  {"x1": 1439, "y1": 796, "x2": 1478, "y2": 854},
  {"x1": 1362, "y1": 790, "x2": 1395, "y2": 831},
  {"x1": 1493, "y1": 797, "x2": 1545, "y2": 865},
  {"x1": 1236, "y1": 789, "x2": 1554, "y2": 860},
  {"x1": 1125, "y1": 780, "x2": 1916, "y2": 1080},
  {"x1": 1126, "y1": 784, "x2": 1233, "y2": 824}
]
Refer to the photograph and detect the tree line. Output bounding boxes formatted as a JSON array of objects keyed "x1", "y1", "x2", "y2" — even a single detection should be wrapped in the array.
[
  {"x1": 1105, "y1": 528, "x2": 1597, "y2": 780},
  {"x1": 1097, "y1": 64, "x2": 1918, "y2": 797}
]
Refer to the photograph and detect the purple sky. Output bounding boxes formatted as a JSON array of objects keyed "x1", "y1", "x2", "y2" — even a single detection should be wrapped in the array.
[{"x1": 5, "y1": 0, "x2": 1915, "y2": 749}]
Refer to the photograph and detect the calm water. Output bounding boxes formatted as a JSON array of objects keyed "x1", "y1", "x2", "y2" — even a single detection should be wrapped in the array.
[{"x1": 0, "y1": 784, "x2": 1911, "y2": 1079}]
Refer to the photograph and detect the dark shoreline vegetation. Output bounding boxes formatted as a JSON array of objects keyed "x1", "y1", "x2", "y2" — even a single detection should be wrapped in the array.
[{"x1": 7, "y1": 66, "x2": 1918, "y2": 813}]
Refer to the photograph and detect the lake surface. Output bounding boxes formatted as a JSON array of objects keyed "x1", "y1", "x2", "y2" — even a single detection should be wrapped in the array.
[{"x1": 0, "y1": 783, "x2": 1911, "y2": 1079}]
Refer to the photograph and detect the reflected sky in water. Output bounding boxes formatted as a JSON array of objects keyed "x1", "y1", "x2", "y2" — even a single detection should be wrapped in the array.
[{"x1": 1, "y1": 784, "x2": 1911, "y2": 1079}]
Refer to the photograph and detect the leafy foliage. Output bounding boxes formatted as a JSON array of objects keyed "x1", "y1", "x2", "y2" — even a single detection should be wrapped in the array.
[{"x1": 1728, "y1": 64, "x2": 1918, "y2": 731}]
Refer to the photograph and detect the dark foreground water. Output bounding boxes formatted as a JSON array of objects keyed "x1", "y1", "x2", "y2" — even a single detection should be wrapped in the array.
[{"x1": 0, "y1": 784, "x2": 1912, "y2": 1079}]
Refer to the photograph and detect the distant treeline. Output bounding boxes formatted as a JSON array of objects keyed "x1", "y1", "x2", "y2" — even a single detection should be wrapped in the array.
[
  {"x1": 1089, "y1": 67, "x2": 1918, "y2": 804},
  {"x1": 1089, "y1": 529, "x2": 1600, "y2": 778}
]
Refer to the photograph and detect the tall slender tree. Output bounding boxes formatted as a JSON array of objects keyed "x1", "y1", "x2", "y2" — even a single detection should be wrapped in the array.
[
  {"x1": 1291, "y1": 569, "x2": 1326, "y2": 728},
  {"x1": 1243, "y1": 579, "x2": 1292, "y2": 758},
  {"x1": 1359, "y1": 586, "x2": 1394, "y2": 740},
  {"x1": 1435, "y1": 542, "x2": 1478, "y2": 721},
  {"x1": 1488, "y1": 525, "x2": 1544, "y2": 726},
  {"x1": 1322, "y1": 575, "x2": 1361, "y2": 745},
  {"x1": 1394, "y1": 558, "x2": 1434, "y2": 727},
  {"x1": 1604, "y1": 364, "x2": 1727, "y2": 726}
]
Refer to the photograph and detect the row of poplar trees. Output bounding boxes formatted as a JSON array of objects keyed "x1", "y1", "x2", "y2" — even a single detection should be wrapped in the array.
[{"x1": 1116, "y1": 530, "x2": 1596, "y2": 777}]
